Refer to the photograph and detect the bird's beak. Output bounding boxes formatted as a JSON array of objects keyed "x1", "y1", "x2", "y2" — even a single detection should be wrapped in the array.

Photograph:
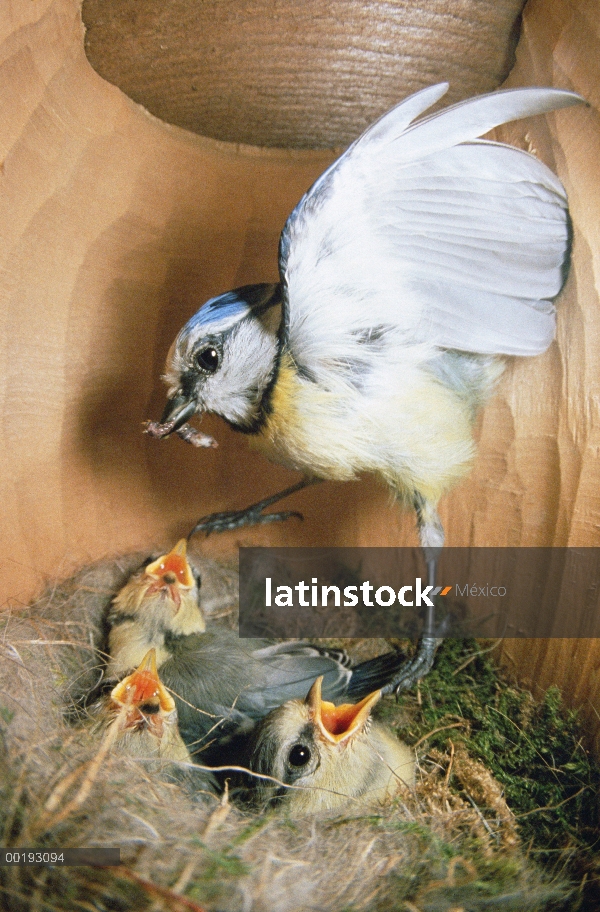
[
  {"x1": 158, "y1": 393, "x2": 198, "y2": 435},
  {"x1": 145, "y1": 539, "x2": 196, "y2": 591},
  {"x1": 305, "y1": 676, "x2": 382, "y2": 744},
  {"x1": 110, "y1": 648, "x2": 176, "y2": 713}
]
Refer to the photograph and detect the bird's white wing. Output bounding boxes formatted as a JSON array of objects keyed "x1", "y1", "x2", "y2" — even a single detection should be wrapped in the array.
[{"x1": 279, "y1": 84, "x2": 581, "y2": 380}]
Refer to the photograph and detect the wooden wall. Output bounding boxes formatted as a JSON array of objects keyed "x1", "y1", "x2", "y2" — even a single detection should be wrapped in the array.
[
  {"x1": 494, "y1": 0, "x2": 600, "y2": 756},
  {"x1": 0, "y1": 0, "x2": 598, "y2": 750}
]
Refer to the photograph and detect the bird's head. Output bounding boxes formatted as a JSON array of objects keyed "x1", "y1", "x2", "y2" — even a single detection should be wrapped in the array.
[
  {"x1": 109, "y1": 539, "x2": 205, "y2": 635},
  {"x1": 109, "y1": 648, "x2": 176, "y2": 739},
  {"x1": 250, "y1": 676, "x2": 382, "y2": 802},
  {"x1": 160, "y1": 283, "x2": 282, "y2": 435},
  {"x1": 142, "y1": 538, "x2": 197, "y2": 609}
]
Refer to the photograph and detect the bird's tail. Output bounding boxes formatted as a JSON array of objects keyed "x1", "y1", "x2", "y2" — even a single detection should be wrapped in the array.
[{"x1": 345, "y1": 648, "x2": 411, "y2": 699}]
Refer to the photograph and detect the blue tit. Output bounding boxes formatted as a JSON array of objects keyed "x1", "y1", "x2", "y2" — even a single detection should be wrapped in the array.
[
  {"x1": 106, "y1": 538, "x2": 205, "y2": 680},
  {"x1": 151, "y1": 82, "x2": 580, "y2": 551},
  {"x1": 104, "y1": 541, "x2": 425, "y2": 761},
  {"x1": 148, "y1": 83, "x2": 582, "y2": 688},
  {"x1": 100, "y1": 648, "x2": 219, "y2": 793},
  {"x1": 244, "y1": 675, "x2": 415, "y2": 814},
  {"x1": 106, "y1": 648, "x2": 191, "y2": 763}
]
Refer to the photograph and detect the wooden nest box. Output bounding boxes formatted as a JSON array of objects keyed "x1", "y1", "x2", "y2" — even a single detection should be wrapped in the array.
[{"x1": 0, "y1": 0, "x2": 598, "y2": 750}]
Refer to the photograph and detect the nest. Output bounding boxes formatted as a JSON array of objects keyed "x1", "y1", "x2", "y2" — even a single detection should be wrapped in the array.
[{"x1": 0, "y1": 550, "x2": 591, "y2": 911}]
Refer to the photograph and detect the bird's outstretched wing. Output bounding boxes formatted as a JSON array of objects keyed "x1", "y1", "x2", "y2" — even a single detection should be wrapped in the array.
[{"x1": 279, "y1": 84, "x2": 581, "y2": 383}]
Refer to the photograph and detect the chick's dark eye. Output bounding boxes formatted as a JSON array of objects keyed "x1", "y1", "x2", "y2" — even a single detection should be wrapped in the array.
[
  {"x1": 195, "y1": 346, "x2": 220, "y2": 373},
  {"x1": 288, "y1": 743, "x2": 311, "y2": 768}
]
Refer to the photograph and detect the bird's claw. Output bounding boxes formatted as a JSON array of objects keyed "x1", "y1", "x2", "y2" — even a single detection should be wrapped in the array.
[
  {"x1": 188, "y1": 507, "x2": 303, "y2": 539},
  {"x1": 381, "y1": 636, "x2": 441, "y2": 696},
  {"x1": 187, "y1": 478, "x2": 315, "y2": 539}
]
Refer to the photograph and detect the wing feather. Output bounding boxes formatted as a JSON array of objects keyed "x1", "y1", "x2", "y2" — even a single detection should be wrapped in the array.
[{"x1": 279, "y1": 85, "x2": 581, "y2": 372}]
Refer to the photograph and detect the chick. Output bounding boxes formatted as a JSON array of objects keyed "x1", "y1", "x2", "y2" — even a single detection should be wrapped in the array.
[
  {"x1": 245, "y1": 675, "x2": 415, "y2": 814},
  {"x1": 98, "y1": 648, "x2": 219, "y2": 795},
  {"x1": 104, "y1": 541, "x2": 426, "y2": 760},
  {"x1": 106, "y1": 538, "x2": 204, "y2": 680},
  {"x1": 107, "y1": 647, "x2": 190, "y2": 763}
]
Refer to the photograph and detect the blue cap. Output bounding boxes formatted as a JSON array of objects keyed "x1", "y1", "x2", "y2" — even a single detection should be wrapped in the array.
[{"x1": 183, "y1": 284, "x2": 279, "y2": 336}]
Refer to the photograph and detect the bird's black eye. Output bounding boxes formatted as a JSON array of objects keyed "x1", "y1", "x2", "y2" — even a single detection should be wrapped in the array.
[
  {"x1": 195, "y1": 346, "x2": 220, "y2": 373},
  {"x1": 288, "y1": 743, "x2": 312, "y2": 768}
]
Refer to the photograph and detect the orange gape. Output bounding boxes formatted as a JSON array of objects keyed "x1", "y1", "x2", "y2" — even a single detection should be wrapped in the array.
[
  {"x1": 110, "y1": 649, "x2": 176, "y2": 714},
  {"x1": 308, "y1": 678, "x2": 382, "y2": 744},
  {"x1": 319, "y1": 694, "x2": 378, "y2": 739},
  {"x1": 117, "y1": 669, "x2": 161, "y2": 706},
  {"x1": 145, "y1": 539, "x2": 196, "y2": 589}
]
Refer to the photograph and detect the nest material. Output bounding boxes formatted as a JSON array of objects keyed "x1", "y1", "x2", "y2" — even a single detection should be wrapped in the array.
[{"x1": 0, "y1": 551, "x2": 579, "y2": 911}]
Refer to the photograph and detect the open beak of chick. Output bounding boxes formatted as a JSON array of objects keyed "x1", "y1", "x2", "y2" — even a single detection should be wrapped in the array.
[
  {"x1": 306, "y1": 676, "x2": 381, "y2": 744},
  {"x1": 143, "y1": 539, "x2": 195, "y2": 610},
  {"x1": 110, "y1": 648, "x2": 175, "y2": 734}
]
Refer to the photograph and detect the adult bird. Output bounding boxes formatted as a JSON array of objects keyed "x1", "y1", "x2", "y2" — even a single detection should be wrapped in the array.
[
  {"x1": 147, "y1": 83, "x2": 582, "y2": 685},
  {"x1": 104, "y1": 540, "x2": 430, "y2": 761},
  {"x1": 243, "y1": 675, "x2": 415, "y2": 814}
]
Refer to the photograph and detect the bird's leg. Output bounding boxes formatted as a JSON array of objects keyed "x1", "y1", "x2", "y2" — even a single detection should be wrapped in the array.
[
  {"x1": 382, "y1": 496, "x2": 444, "y2": 695},
  {"x1": 187, "y1": 477, "x2": 319, "y2": 539}
]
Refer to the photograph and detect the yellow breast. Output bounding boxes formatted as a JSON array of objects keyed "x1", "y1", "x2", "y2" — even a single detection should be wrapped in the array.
[{"x1": 251, "y1": 350, "x2": 480, "y2": 502}]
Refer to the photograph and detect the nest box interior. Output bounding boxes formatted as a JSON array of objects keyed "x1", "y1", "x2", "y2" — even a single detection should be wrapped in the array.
[{"x1": 0, "y1": 0, "x2": 599, "y2": 750}]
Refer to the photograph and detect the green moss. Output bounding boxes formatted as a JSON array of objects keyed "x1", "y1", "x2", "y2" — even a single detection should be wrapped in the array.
[
  {"x1": 197, "y1": 845, "x2": 249, "y2": 878},
  {"x1": 390, "y1": 638, "x2": 600, "y2": 908},
  {"x1": 229, "y1": 813, "x2": 273, "y2": 846},
  {"x1": 386, "y1": 849, "x2": 569, "y2": 912},
  {"x1": 0, "y1": 707, "x2": 14, "y2": 725}
]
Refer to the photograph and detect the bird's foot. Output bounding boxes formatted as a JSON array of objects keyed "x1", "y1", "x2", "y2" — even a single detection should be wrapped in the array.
[
  {"x1": 188, "y1": 505, "x2": 303, "y2": 538},
  {"x1": 380, "y1": 636, "x2": 441, "y2": 695},
  {"x1": 187, "y1": 478, "x2": 317, "y2": 539}
]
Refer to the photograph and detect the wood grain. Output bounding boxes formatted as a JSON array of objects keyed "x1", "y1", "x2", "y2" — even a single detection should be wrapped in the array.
[
  {"x1": 82, "y1": 0, "x2": 525, "y2": 148},
  {"x1": 492, "y1": 0, "x2": 600, "y2": 757}
]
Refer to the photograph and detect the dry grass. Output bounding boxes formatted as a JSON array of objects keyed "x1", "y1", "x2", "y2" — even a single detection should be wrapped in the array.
[{"x1": 0, "y1": 552, "x2": 576, "y2": 911}]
